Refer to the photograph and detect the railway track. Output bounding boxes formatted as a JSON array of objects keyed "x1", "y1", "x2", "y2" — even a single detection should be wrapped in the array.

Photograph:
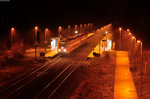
[
  {"x1": 1, "y1": 47, "x2": 82, "y2": 99},
  {"x1": 32, "y1": 32, "x2": 102, "y2": 99},
  {"x1": 0, "y1": 31, "x2": 102, "y2": 99},
  {"x1": 34, "y1": 56, "x2": 81, "y2": 99},
  {"x1": 0, "y1": 55, "x2": 63, "y2": 98}
]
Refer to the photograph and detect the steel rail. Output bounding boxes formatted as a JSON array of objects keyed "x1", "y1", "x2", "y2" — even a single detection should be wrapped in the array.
[{"x1": 2, "y1": 55, "x2": 64, "y2": 98}]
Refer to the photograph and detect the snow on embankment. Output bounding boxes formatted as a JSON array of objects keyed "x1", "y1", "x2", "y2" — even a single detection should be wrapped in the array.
[{"x1": 70, "y1": 51, "x2": 116, "y2": 99}]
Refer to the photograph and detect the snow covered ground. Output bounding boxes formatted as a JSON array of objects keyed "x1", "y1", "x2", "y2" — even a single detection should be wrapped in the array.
[
  {"x1": 131, "y1": 50, "x2": 150, "y2": 99},
  {"x1": 0, "y1": 50, "x2": 52, "y2": 90},
  {"x1": 70, "y1": 51, "x2": 116, "y2": 99}
]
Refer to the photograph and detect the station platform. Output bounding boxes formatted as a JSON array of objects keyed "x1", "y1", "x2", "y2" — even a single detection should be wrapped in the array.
[
  {"x1": 88, "y1": 33, "x2": 95, "y2": 38},
  {"x1": 114, "y1": 51, "x2": 137, "y2": 99},
  {"x1": 25, "y1": 48, "x2": 58, "y2": 58},
  {"x1": 45, "y1": 49, "x2": 58, "y2": 58},
  {"x1": 87, "y1": 44, "x2": 103, "y2": 58},
  {"x1": 87, "y1": 41, "x2": 111, "y2": 58}
]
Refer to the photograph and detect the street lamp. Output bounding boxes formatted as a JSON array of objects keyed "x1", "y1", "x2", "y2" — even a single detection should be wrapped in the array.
[
  {"x1": 128, "y1": 32, "x2": 132, "y2": 36},
  {"x1": 127, "y1": 29, "x2": 130, "y2": 32},
  {"x1": 11, "y1": 27, "x2": 15, "y2": 47},
  {"x1": 11, "y1": 27, "x2": 15, "y2": 31},
  {"x1": 35, "y1": 26, "x2": 38, "y2": 31},
  {"x1": 84, "y1": 24, "x2": 87, "y2": 34},
  {"x1": 132, "y1": 36, "x2": 136, "y2": 67},
  {"x1": 75, "y1": 30, "x2": 78, "y2": 34},
  {"x1": 34, "y1": 26, "x2": 38, "y2": 64},
  {"x1": 105, "y1": 31, "x2": 108, "y2": 34},
  {"x1": 80, "y1": 24, "x2": 83, "y2": 34},
  {"x1": 137, "y1": 40, "x2": 143, "y2": 96},
  {"x1": 119, "y1": 27, "x2": 122, "y2": 50},
  {"x1": 45, "y1": 28, "x2": 49, "y2": 41},
  {"x1": 45, "y1": 28, "x2": 49, "y2": 52},
  {"x1": 58, "y1": 26, "x2": 62, "y2": 38},
  {"x1": 137, "y1": 40, "x2": 143, "y2": 64},
  {"x1": 68, "y1": 25, "x2": 71, "y2": 36}
]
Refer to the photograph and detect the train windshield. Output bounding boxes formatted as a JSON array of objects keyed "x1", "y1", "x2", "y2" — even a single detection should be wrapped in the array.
[{"x1": 59, "y1": 41, "x2": 66, "y2": 47}]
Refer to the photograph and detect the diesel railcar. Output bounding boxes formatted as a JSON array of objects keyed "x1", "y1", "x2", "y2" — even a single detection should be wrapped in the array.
[{"x1": 57, "y1": 34, "x2": 88, "y2": 53}]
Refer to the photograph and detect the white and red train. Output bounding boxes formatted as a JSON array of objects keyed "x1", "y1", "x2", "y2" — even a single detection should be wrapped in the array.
[{"x1": 57, "y1": 34, "x2": 88, "y2": 53}]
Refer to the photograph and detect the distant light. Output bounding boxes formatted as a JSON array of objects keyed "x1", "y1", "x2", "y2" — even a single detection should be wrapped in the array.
[
  {"x1": 137, "y1": 40, "x2": 141, "y2": 43},
  {"x1": 128, "y1": 32, "x2": 132, "y2": 35},
  {"x1": 59, "y1": 26, "x2": 62, "y2": 30},
  {"x1": 58, "y1": 49, "x2": 61, "y2": 52},
  {"x1": 132, "y1": 36, "x2": 135, "y2": 39},
  {"x1": 127, "y1": 29, "x2": 130, "y2": 32},
  {"x1": 35, "y1": 26, "x2": 38, "y2": 30},
  {"x1": 105, "y1": 31, "x2": 108, "y2": 34},
  {"x1": 75, "y1": 30, "x2": 78, "y2": 34},
  {"x1": 11, "y1": 27, "x2": 15, "y2": 31},
  {"x1": 119, "y1": 27, "x2": 122, "y2": 31},
  {"x1": 45, "y1": 28, "x2": 48, "y2": 31},
  {"x1": 63, "y1": 49, "x2": 67, "y2": 52}
]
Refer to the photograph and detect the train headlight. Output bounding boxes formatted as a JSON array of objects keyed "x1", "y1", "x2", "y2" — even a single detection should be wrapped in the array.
[
  {"x1": 58, "y1": 49, "x2": 61, "y2": 52},
  {"x1": 63, "y1": 49, "x2": 67, "y2": 52},
  {"x1": 61, "y1": 47, "x2": 64, "y2": 49}
]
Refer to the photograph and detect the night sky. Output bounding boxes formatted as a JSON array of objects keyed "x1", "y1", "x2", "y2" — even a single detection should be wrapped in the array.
[{"x1": 0, "y1": 0, "x2": 150, "y2": 46}]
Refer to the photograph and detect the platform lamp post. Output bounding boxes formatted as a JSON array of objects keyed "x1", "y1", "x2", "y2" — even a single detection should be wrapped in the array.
[
  {"x1": 80, "y1": 24, "x2": 83, "y2": 34},
  {"x1": 132, "y1": 36, "x2": 136, "y2": 68},
  {"x1": 68, "y1": 25, "x2": 71, "y2": 37},
  {"x1": 58, "y1": 26, "x2": 62, "y2": 38},
  {"x1": 87, "y1": 23, "x2": 90, "y2": 33},
  {"x1": 45, "y1": 28, "x2": 49, "y2": 52},
  {"x1": 127, "y1": 28, "x2": 130, "y2": 33},
  {"x1": 34, "y1": 26, "x2": 38, "y2": 64},
  {"x1": 119, "y1": 27, "x2": 122, "y2": 50},
  {"x1": 11, "y1": 27, "x2": 15, "y2": 47},
  {"x1": 128, "y1": 32, "x2": 132, "y2": 54},
  {"x1": 137, "y1": 40, "x2": 143, "y2": 96},
  {"x1": 84, "y1": 24, "x2": 87, "y2": 34}
]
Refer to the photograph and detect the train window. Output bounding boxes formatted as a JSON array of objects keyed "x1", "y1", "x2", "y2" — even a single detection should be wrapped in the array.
[{"x1": 59, "y1": 42, "x2": 66, "y2": 47}]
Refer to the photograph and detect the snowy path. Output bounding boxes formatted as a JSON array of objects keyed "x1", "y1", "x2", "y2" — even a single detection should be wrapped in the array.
[{"x1": 114, "y1": 51, "x2": 138, "y2": 99}]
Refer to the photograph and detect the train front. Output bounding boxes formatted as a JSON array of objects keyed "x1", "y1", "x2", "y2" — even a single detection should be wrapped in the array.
[{"x1": 57, "y1": 39, "x2": 67, "y2": 54}]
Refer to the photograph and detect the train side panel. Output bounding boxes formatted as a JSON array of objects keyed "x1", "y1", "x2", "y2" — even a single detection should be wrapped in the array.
[
  {"x1": 58, "y1": 34, "x2": 88, "y2": 53},
  {"x1": 66, "y1": 34, "x2": 87, "y2": 53}
]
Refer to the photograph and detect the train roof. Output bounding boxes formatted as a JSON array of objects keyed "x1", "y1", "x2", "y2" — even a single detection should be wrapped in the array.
[{"x1": 60, "y1": 34, "x2": 86, "y2": 42}]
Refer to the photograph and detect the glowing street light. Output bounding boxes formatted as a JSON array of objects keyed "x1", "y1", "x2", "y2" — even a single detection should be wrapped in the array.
[
  {"x1": 34, "y1": 26, "x2": 39, "y2": 64},
  {"x1": 80, "y1": 24, "x2": 83, "y2": 33},
  {"x1": 131, "y1": 36, "x2": 136, "y2": 67},
  {"x1": 105, "y1": 31, "x2": 108, "y2": 34},
  {"x1": 137, "y1": 40, "x2": 141, "y2": 43},
  {"x1": 74, "y1": 25, "x2": 78, "y2": 34},
  {"x1": 132, "y1": 36, "x2": 135, "y2": 39},
  {"x1": 35, "y1": 26, "x2": 38, "y2": 31},
  {"x1": 119, "y1": 27, "x2": 122, "y2": 31},
  {"x1": 119, "y1": 27, "x2": 122, "y2": 50},
  {"x1": 11, "y1": 27, "x2": 15, "y2": 31},
  {"x1": 45, "y1": 28, "x2": 49, "y2": 52},
  {"x1": 137, "y1": 40, "x2": 142, "y2": 62},
  {"x1": 58, "y1": 26, "x2": 62, "y2": 37},
  {"x1": 75, "y1": 30, "x2": 78, "y2": 34},
  {"x1": 137, "y1": 40, "x2": 143, "y2": 96},
  {"x1": 127, "y1": 29, "x2": 130, "y2": 32},
  {"x1": 68, "y1": 25, "x2": 71, "y2": 36},
  {"x1": 11, "y1": 27, "x2": 15, "y2": 47},
  {"x1": 128, "y1": 32, "x2": 132, "y2": 36}
]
